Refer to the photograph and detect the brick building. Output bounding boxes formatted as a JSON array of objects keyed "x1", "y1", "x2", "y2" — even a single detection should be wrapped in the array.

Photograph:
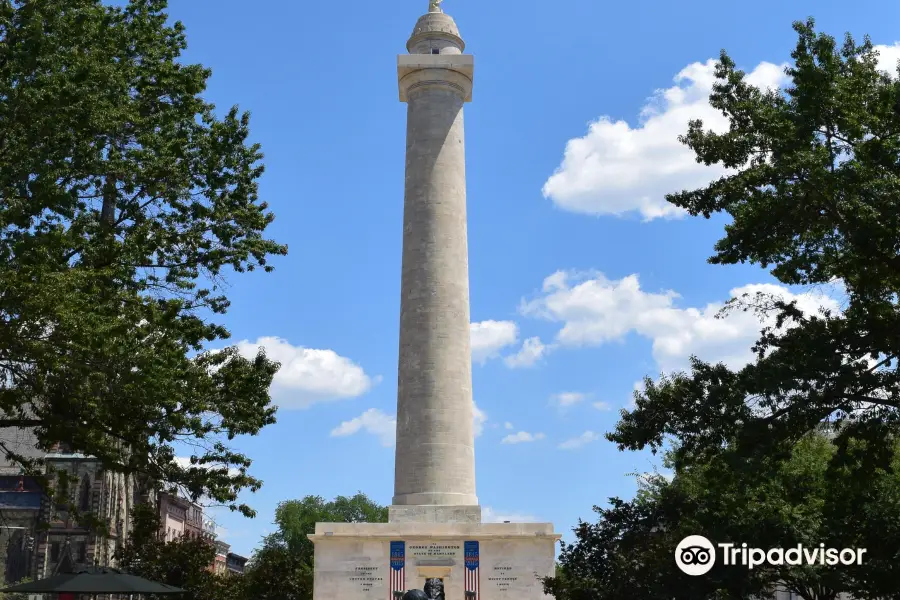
[
  {"x1": 184, "y1": 502, "x2": 204, "y2": 540},
  {"x1": 157, "y1": 492, "x2": 189, "y2": 543},
  {"x1": 148, "y1": 500, "x2": 225, "y2": 574},
  {"x1": 225, "y1": 552, "x2": 247, "y2": 574},
  {"x1": 212, "y1": 539, "x2": 229, "y2": 575}
]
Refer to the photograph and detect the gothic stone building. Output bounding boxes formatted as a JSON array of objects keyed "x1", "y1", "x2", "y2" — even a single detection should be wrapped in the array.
[
  {"x1": 0, "y1": 427, "x2": 141, "y2": 584},
  {"x1": 40, "y1": 447, "x2": 142, "y2": 575}
]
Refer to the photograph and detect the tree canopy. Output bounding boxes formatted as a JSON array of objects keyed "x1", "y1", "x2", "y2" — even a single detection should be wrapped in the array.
[
  {"x1": 546, "y1": 432, "x2": 900, "y2": 600},
  {"x1": 609, "y1": 18, "x2": 900, "y2": 477},
  {"x1": 549, "y1": 19, "x2": 900, "y2": 600},
  {"x1": 116, "y1": 504, "x2": 244, "y2": 600},
  {"x1": 243, "y1": 493, "x2": 389, "y2": 600},
  {"x1": 0, "y1": 0, "x2": 286, "y2": 516}
]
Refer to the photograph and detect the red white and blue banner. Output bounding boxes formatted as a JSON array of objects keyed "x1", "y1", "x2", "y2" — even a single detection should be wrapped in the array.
[
  {"x1": 464, "y1": 541, "x2": 480, "y2": 599},
  {"x1": 390, "y1": 541, "x2": 405, "y2": 598}
]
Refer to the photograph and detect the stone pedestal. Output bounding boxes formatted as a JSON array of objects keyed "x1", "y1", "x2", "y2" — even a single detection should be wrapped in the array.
[
  {"x1": 389, "y1": 504, "x2": 482, "y2": 524},
  {"x1": 309, "y1": 521, "x2": 560, "y2": 600}
]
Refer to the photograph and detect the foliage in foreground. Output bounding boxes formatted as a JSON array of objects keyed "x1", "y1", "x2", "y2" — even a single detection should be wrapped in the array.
[
  {"x1": 113, "y1": 494, "x2": 388, "y2": 600},
  {"x1": 116, "y1": 504, "x2": 244, "y2": 600},
  {"x1": 243, "y1": 493, "x2": 389, "y2": 600},
  {"x1": 610, "y1": 18, "x2": 900, "y2": 473},
  {"x1": 0, "y1": 0, "x2": 287, "y2": 517},
  {"x1": 0, "y1": 578, "x2": 31, "y2": 600},
  {"x1": 546, "y1": 432, "x2": 900, "y2": 600},
  {"x1": 565, "y1": 18, "x2": 900, "y2": 600}
]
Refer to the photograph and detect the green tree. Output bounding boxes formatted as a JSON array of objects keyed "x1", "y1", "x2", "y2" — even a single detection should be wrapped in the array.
[
  {"x1": 547, "y1": 433, "x2": 900, "y2": 600},
  {"x1": 0, "y1": 0, "x2": 287, "y2": 516},
  {"x1": 544, "y1": 470, "x2": 770, "y2": 600},
  {"x1": 610, "y1": 18, "x2": 900, "y2": 501},
  {"x1": 244, "y1": 493, "x2": 388, "y2": 600},
  {"x1": 0, "y1": 578, "x2": 31, "y2": 600},
  {"x1": 243, "y1": 544, "x2": 312, "y2": 600},
  {"x1": 116, "y1": 504, "x2": 242, "y2": 600}
]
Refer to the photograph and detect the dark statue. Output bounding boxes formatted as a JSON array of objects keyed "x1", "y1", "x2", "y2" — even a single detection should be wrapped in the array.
[
  {"x1": 424, "y1": 578, "x2": 445, "y2": 600},
  {"x1": 400, "y1": 577, "x2": 444, "y2": 600}
]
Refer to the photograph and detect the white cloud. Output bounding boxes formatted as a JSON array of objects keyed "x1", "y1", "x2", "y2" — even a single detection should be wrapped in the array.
[
  {"x1": 472, "y1": 403, "x2": 487, "y2": 437},
  {"x1": 558, "y1": 431, "x2": 600, "y2": 450},
  {"x1": 593, "y1": 401, "x2": 612, "y2": 411},
  {"x1": 522, "y1": 271, "x2": 840, "y2": 373},
  {"x1": 627, "y1": 380, "x2": 644, "y2": 409},
  {"x1": 552, "y1": 392, "x2": 588, "y2": 407},
  {"x1": 174, "y1": 456, "x2": 240, "y2": 477},
  {"x1": 501, "y1": 431, "x2": 546, "y2": 444},
  {"x1": 471, "y1": 320, "x2": 519, "y2": 363},
  {"x1": 503, "y1": 337, "x2": 549, "y2": 368},
  {"x1": 635, "y1": 471, "x2": 675, "y2": 490},
  {"x1": 542, "y1": 43, "x2": 899, "y2": 222},
  {"x1": 482, "y1": 506, "x2": 539, "y2": 523},
  {"x1": 875, "y1": 43, "x2": 900, "y2": 75},
  {"x1": 235, "y1": 337, "x2": 376, "y2": 409},
  {"x1": 542, "y1": 271, "x2": 569, "y2": 292},
  {"x1": 504, "y1": 422, "x2": 514, "y2": 430},
  {"x1": 201, "y1": 511, "x2": 221, "y2": 533},
  {"x1": 542, "y1": 60, "x2": 788, "y2": 220},
  {"x1": 169, "y1": 460, "x2": 241, "y2": 508},
  {"x1": 330, "y1": 409, "x2": 396, "y2": 447},
  {"x1": 331, "y1": 402, "x2": 486, "y2": 446}
]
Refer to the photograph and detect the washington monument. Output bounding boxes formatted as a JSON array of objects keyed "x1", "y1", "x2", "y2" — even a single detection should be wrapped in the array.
[
  {"x1": 392, "y1": 0, "x2": 479, "y2": 519},
  {"x1": 309, "y1": 4, "x2": 558, "y2": 596}
]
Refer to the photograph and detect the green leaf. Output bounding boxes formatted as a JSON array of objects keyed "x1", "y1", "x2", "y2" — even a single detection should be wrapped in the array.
[{"x1": 0, "y1": 0, "x2": 287, "y2": 521}]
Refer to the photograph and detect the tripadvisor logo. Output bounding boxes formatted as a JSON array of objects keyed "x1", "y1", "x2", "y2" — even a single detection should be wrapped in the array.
[{"x1": 675, "y1": 535, "x2": 867, "y2": 576}]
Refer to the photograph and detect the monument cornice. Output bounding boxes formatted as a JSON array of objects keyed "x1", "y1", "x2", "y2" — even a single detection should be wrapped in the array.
[
  {"x1": 308, "y1": 532, "x2": 562, "y2": 543},
  {"x1": 308, "y1": 521, "x2": 562, "y2": 543},
  {"x1": 398, "y1": 54, "x2": 474, "y2": 102}
]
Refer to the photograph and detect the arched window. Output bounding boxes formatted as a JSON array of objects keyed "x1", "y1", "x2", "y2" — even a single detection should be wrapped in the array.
[
  {"x1": 5, "y1": 531, "x2": 25, "y2": 584},
  {"x1": 101, "y1": 478, "x2": 109, "y2": 517},
  {"x1": 115, "y1": 487, "x2": 122, "y2": 524},
  {"x1": 78, "y1": 477, "x2": 91, "y2": 511}
]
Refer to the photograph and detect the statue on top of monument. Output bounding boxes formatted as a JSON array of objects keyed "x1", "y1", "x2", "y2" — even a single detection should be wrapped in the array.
[{"x1": 428, "y1": 0, "x2": 443, "y2": 13}]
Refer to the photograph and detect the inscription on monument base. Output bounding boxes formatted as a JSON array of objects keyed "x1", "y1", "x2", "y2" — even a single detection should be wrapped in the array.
[
  {"x1": 409, "y1": 543, "x2": 463, "y2": 560},
  {"x1": 347, "y1": 565, "x2": 384, "y2": 595},
  {"x1": 487, "y1": 565, "x2": 518, "y2": 593},
  {"x1": 311, "y1": 527, "x2": 557, "y2": 600}
]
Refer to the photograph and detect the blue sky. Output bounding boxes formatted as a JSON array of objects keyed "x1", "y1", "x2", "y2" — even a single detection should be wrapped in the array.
[{"x1": 150, "y1": 0, "x2": 900, "y2": 557}]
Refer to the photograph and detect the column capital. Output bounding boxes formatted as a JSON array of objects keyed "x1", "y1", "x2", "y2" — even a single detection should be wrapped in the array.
[{"x1": 397, "y1": 55, "x2": 474, "y2": 102}]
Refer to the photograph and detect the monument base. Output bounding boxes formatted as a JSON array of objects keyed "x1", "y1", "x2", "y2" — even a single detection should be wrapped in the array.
[
  {"x1": 389, "y1": 504, "x2": 482, "y2": 524},
  {"x1": 309, "y1": 520, "x2": 560, "y2": 600}
]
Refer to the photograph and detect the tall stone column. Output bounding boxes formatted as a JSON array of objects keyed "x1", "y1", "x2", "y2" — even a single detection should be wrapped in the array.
[
  {"x1": 309, "y1": 9, "x2": 559, "y2": 599},
  {"x1": 391, "y1": 7, "x2": 478, "y2": 519}
]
